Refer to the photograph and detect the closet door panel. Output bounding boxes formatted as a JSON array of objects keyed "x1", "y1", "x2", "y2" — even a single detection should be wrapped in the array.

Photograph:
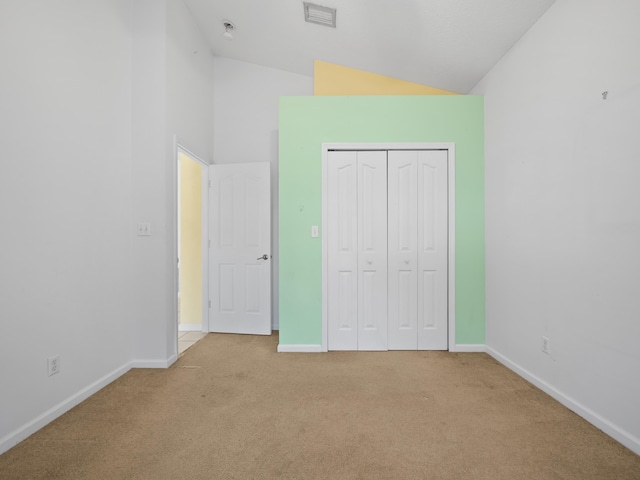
[
  {"x1": 327, "y1": 151, "x2": 358, "y2": 350},
  {"x1": 417, "y1": 150, "x2": 448, "y2": 350},
  {"x1": 387, "y1": 151, "x2": 418, "y2": 350},
  {"x1": 357, "y1": 151, "x2": 388, "y2": 351},
  {"x1": 327, "y1": 148, "x2": 448, "y2": 352}
]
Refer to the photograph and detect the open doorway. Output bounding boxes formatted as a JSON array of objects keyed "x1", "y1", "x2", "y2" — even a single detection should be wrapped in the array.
[{"x1": 177, "y1": 147, "x2": 208, "y2": 354}]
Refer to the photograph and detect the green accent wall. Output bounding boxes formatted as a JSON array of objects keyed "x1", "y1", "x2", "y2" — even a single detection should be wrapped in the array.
[{"x1": 279, "y1": 95, "x2": 484, "y2": 346}]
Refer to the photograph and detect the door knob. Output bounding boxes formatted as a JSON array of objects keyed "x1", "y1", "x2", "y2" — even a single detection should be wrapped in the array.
[{"x1": 257, "y1": 254, "x2": 270, "y2": 260}]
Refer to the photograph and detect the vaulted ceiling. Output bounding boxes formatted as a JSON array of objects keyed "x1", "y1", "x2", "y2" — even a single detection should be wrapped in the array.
[{"x1": 183, "y1": 0, "x2": 557, "y2": 93}]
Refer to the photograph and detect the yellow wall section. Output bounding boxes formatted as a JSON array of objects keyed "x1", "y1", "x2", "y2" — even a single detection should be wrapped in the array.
[
  {"x1": 179, "y1": 153, "x2": 202, "y2": 326},
  {"x1": 314, "y1": 60, "x2": 458, "y2": 96}
]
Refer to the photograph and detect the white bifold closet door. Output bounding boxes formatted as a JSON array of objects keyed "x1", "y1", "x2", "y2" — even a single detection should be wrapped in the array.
[
  {"x1": 327, "y1": 149, "x2": 447, "y2": 351},
  {"x1": 327, "y1": 151, "x2": 388, "y2": 351},
  {"x1": 388, "y1": 150, "x2": 448, "y2": 350}
]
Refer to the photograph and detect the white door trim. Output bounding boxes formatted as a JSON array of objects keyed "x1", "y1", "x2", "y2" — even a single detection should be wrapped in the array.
[
  {"x1": 175, "y1": 142, "x2": 210, "y2": 338},
  {"x1": 321, "y1": 142, "x2": 456, "y2": 352}
]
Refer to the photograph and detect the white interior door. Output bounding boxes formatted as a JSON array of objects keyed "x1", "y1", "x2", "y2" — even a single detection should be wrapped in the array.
[
  {"x1": 417, "y1": 151, "x2": 448, "y2": 350},
  {"x1": 209, "y1": 162, "x2": 271, "y2": 335}
]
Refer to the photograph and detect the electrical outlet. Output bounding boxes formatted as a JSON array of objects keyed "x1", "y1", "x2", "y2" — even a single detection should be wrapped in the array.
[
  {"x1": 541, "y1": 336, "x2": 551, "y2": 355},
  {"x1": 48, "y1": 355, "x2": 60, "y2": 376}
]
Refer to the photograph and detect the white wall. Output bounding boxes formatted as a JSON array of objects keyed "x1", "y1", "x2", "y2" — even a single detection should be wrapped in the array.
[
  {"x1": 131, "y1": 0, "x2": 171, "y2": 367},
  {"x1": 167, "y1": 0, "x2": 214, "y2": 161},
  {"x1": 213, "y1": 57, "x2": 313, "y2": 329},
  {"x1": 0, "y1": 0, "x2": 214, "y2": 453},
  {"x1": 0, "y1": 0, "x2": 134, "y2": 453},
  {"x1": 472, "y1": 0, "x2": 640, "y2": 454},
  {"x1": 131, "y1": 0, "x2": 214, "y2": 365}
]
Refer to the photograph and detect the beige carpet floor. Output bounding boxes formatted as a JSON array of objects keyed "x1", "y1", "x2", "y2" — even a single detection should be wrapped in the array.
[{"x1": 1, "y1": 333, "x2": 639, "y2": 479}]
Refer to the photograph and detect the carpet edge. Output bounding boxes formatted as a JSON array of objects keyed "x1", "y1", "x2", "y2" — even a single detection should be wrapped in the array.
[{"x1": 486, "y1": 346, "x2": 640, "y2": 456}]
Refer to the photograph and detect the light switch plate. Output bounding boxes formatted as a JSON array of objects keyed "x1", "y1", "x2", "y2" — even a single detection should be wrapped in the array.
[
  {"x1": 311, "y1": 226, "x2": 319, "y2": 237},
  {"x1": 137, "y1": 223, "x2": 151, "y2": 236}
]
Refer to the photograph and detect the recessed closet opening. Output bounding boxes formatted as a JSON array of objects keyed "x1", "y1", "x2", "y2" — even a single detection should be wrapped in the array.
[{"x1": 321, "y1": 143, "x2": 456, "y2": 352}]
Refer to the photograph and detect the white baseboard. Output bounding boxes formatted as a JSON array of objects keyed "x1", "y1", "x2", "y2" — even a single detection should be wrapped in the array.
[
  {"x1": 486, "y1": 346, "x2": 640, "y2": 456},
  {"x1": 0, "y1": 362, "x2": 131, "y2": 456},
  {"x1": 178, "y1": 324, "x2": 202, "y2": 332},
  {"x1": 453, "y1": 344, "x2": 487, "y2": 352},
  {"x1": 277, "y1": 344, "x2": 322, "y2": 353},
  {"x1": 1, "y1": 351, "x2": 182, "y2": 455},
  {"x1": 131, "y1": 354, "x2": 177, "y2": 369},
  {"x1": 277, "y1": 344, "x2": 486, "y2": 353}
]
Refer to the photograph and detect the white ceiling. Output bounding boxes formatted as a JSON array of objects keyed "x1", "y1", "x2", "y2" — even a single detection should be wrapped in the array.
[{"x1": 184, "y1": 0, "x2": 557, "y2": 94}]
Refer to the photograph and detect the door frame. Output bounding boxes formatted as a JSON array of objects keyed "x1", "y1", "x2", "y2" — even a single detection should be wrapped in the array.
[
  {"x1": 175, "y1": 142, "x2": 210, "y2": 336},
  {"x1": 321, "y1": 142, "x2": 456, "y2": 352}
]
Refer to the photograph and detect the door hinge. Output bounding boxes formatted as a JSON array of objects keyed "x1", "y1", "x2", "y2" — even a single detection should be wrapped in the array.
[
  {"x1": 208, "y1": 239, "x2": 211, "y2": 248},
  {"x1": 208, "y1": 300, "x2": 211, "y2": 309}
]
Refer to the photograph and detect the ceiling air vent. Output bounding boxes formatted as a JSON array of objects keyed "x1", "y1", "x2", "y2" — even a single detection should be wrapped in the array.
[{"x1": 304, "y1": 2, "x2": 336, "y2": 28}]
